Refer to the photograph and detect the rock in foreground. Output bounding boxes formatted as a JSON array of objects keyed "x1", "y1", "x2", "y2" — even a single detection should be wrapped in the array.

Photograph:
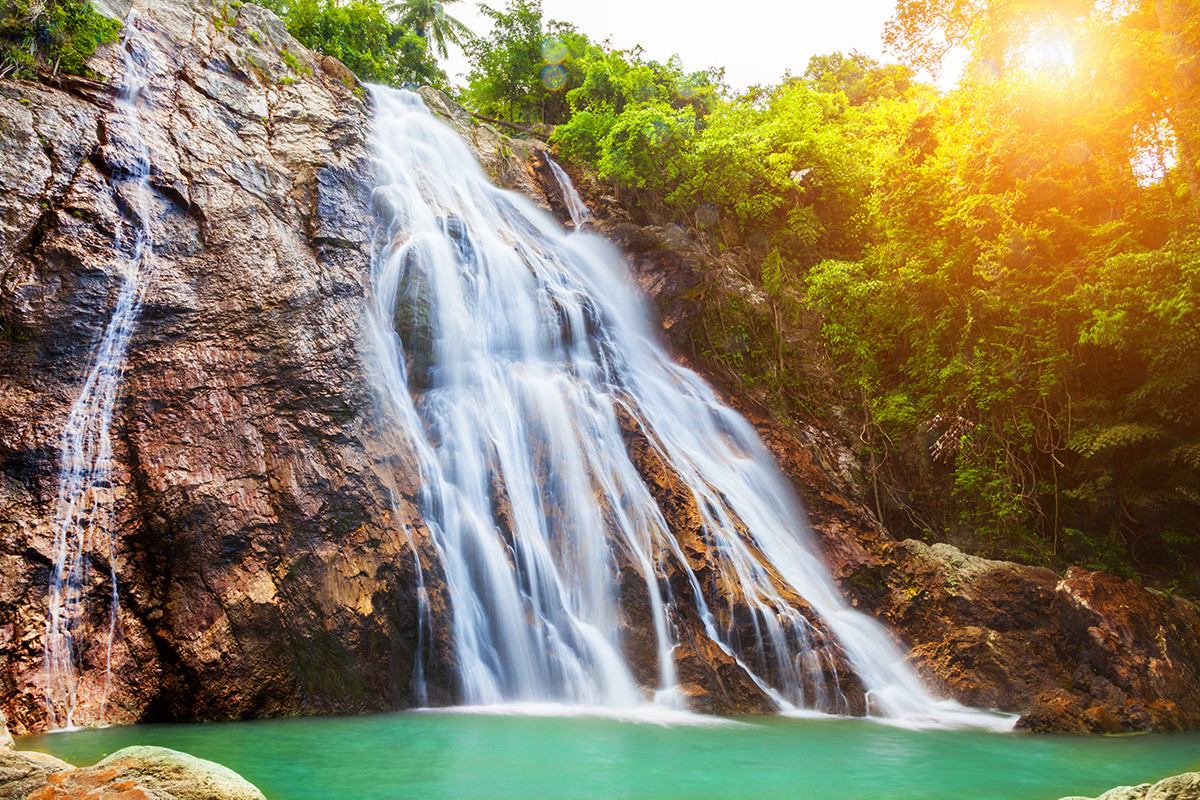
[
  {"x1": 2, "y1": 744, "x2": 264, "y2": 800},
  {"x1": 27, "y1": 746, "x2": 265, "y2": 800},
  {"x1": 1059, "y1": 772, "x2": 1200, "y2": 800}
]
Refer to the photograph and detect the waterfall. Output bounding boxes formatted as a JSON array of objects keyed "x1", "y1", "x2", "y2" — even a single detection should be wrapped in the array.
[
  {"x1": 366, "y1": 87, "x2": 1008, "y2": 728},
  {"x1": 44, "y1": 12, "x2": 157, "y2": 729},
  {"x1": 544, "y1": 155, "x2": 592, "y2": 230}
]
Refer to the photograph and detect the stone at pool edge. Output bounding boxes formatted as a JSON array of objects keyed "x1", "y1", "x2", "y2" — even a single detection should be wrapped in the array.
[
  {"x1": 1058, "y1": 772, "x2": 1200, "y2": 800},
  {"x1": 0, "y1": 750, "x2": 74, "y2": 800},
  {"x1": 5, "y1": 745, "x2": 265, "y2": 800}
]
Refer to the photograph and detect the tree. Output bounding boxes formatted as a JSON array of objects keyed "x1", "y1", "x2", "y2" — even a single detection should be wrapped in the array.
[
  {"x1": 1153, "y1": 0, "x2": 1200, "y2": 212},
  {"x1": 259, "y1": 0, "x2": 448, "y2": 88},
  {"x1": 884, "y1": 0, "x2": 1200, "y2": 217},
  {"x1": 0, "y1": 0, "x2": 119, "y2": 79},
  {"x1": 464, "y1": 0, "x2": 544, "y2": 121},
  {"x1": 598, "y1": 102, "x2": 695, "y2": 191},
  {"x1": 803, "y1": 52, "x2": 914, "y2": 106},
  {"x1": 387, "y1": 0, "x2": 473, "y2": 59}
]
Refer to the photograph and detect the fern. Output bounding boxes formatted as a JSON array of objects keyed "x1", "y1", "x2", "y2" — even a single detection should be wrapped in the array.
[{"x1": 1069, "y1": 423, "x2": 1169, "y2": 458}]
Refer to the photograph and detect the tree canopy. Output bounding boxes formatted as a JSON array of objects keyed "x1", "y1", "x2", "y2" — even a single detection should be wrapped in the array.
[
  {"x1": 388, "y1": 0, "x2": 473, "y2": 59},
  {"x1": 885, "y1": 0, "x2": 1200, "y2": 216},
  {"x1": 257, "y1": 0, "x2": 448, "y2": 88}
]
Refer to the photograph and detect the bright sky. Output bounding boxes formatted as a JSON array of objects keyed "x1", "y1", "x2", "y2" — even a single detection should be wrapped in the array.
[{"x1": 441, "y1": 0, "x2": 952, "y2": 93}]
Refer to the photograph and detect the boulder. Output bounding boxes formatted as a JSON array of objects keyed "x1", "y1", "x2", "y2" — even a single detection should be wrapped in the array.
[
  {"x1": 25, "y1": 745, "x2": 264, "y2": 800},
  {"x1": 1058, "y1": 772, "x2": 1200, "y2": 800},
  {"x1": 0, "y1": 750, "x2": 73, "y2": 800},
  {"x1": 5, "y1": 745, "x2": 263, "y2": 800}
]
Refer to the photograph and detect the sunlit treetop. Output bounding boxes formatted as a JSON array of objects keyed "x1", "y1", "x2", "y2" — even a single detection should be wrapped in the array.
[{"x1": 885, "y1": 0, "x2": 1200, "y2": 217}]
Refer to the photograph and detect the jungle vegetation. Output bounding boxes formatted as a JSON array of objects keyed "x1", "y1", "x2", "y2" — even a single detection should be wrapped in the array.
[
  {"x1": 0, "y1": 0, "x2": 119, "y2": 79},
  {"x1": 454, "y1": 0, "x2": 1200, "y2": 592}
]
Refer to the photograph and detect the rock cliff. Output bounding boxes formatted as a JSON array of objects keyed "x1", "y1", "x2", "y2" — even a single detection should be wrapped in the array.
[
  {"x1": 0, "y1": 0, "x2": 439, "y2": 732},
  {"x1": 1, "y1": 0, "x2": 1198, "y2": 735}
]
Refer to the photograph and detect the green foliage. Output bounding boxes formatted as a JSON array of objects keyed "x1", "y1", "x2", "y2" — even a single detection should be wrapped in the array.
[
  {"x1": 257, "y1": 0, "x2": 446, "y2": 88},
  {"x1": 800, "y1": 53, "x2": 1200, "y2": 584},
  {"x1": 0, "y1": 0, "x2": 119, "y2": 79},
  {"x1": 597, "y1": 103, "x2": 694, "y2": 190},
  {"x1": 387, "y1": 0, "x2": 473, "y2": 59},
  {"x1": 466, "y1": 0, "x2": 720, "y2": 126},
  {"x1": 550, "y1": 108, "x2": 616, "y2": 163},
  {"x1": 803, "y1": 51, "x2": 914, "y2": 107},
  {"x1": 280, "y1": 47, "x2": 310, "y2": 75},
  {"x1": 463, "y1": 0, "x2": 544, "y2": 121}
]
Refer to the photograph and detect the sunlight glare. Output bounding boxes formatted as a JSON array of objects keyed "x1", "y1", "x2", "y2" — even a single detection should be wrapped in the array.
[{"x1": 1017, "y1": 28, "x2": 1075, "y2": 75}]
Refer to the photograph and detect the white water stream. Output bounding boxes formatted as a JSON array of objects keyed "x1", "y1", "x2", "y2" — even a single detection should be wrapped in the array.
[
  {"x1": 366, "y1": 87, "x2": 1009, "y2": 729},
  {"x1": 43, "y1": 12, "x2": 157, "y2": 728},
  {"x1": 544, "y1": 155, "x2": 592, "y2": 229}
]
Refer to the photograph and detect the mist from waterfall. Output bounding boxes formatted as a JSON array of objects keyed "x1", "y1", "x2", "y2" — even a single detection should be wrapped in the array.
[
  {"x1": 44, "y1": 12, "x2": 157, "y2": 729},
  {"x1": 365, "y1": 86, "x2": 1009, "y2": 729}
]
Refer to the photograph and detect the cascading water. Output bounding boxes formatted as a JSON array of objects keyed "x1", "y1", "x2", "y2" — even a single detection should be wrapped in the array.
[
  {"x1": 367, "y1": 86, "x2": 1010, "y2": 728},
  {"x1": 544, "y1": 155, "x2": 592, "y2": 230},
  {"x1": 44, "y1": 12, "x2": 157, "y2": 729}
]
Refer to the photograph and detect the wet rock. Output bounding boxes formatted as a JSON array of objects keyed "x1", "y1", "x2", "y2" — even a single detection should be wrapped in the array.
[
  {"x1": 417, "y1": 86, "x2": 550, "y2": 207},
  {"x1": 612, "y1": 401, "x2": 864, "y2": 715},
  {"x1": 672, "y1": 608, "x2": 775, "y2": 714}
]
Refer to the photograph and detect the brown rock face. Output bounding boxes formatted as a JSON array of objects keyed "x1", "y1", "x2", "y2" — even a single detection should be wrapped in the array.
[
  {"x1": 0, "y1": 750, "x2": 74, "y2": 800},
  {"x1": 0, "y1": 0, "x2": 440, "y2": 732},
  {"x1": 612, "y1": 401, "x2": 865, "y2": 715}
]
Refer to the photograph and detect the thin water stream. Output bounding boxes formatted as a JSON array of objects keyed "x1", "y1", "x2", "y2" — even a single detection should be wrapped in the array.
[
  {"x1": 544, "y1": 154, "x2": 592, "y2": 229},
  {"x1": 43, "y1": 10, "x2": 158, "y2": 729}
]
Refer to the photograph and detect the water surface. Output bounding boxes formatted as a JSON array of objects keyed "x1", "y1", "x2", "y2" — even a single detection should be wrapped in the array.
[{"x1": 19, "y1": 710, "x2": 1200, "y2": 800}]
